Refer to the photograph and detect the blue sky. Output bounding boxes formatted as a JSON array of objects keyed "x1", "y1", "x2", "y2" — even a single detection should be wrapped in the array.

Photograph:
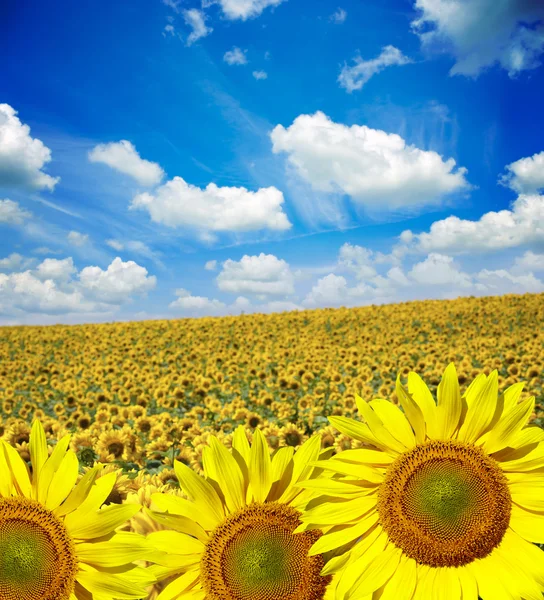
[{"x1": 1, "y1": 0, "x2": 544, "y2": 325}]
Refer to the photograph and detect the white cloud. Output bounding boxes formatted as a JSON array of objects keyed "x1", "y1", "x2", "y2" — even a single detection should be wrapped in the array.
[
  {"x1": 0, "y1": 253, "x2": 35, "y2": 272},
  {"x1": 163, "y1": 24, "x2": 176, "y2": 36},
  {"x1": 252, "y1": 70, "x2": 268, "y2": 80},
  {"x1": 78, "y1": 257, "x2": 156, "y2": 304},
  {"x1": 214, "y1": 0, "x2": 286, "y2": 20},
  {"x1": 88, "y1": 140, "x2": 164, "y2": 186},
  {"x1": 205, "y1": 260, "x2": 217, "y2": 271},
  {"x1": 330, "y1": 7, "x2": 347, "y2": 24},
  {"x1": 338, "y1": 45, "x2": 412, "y2": 92},
  {"x1": 35, "y1": 257, "x2": 77, "y2": 282},
  {"x1": 271, "y1": 111, "x2": 471, "y2": 212},
  {"x1": 67, "y1": 231, "x2": 89, "y2": 247},
  {"x1": 130, "y1": 176, "x2": 291, "y2": 234},
  {"x1": 512, "y1": 250, "x2": 544, "y2": 274},
  {"x1": 303, "y1": 273, "x2": 349, "y2": 306},
  {"x1": 499, "y1": 151, "x2": 544, "y2": 194},
  {"x1": 169, "y1": 288, "x2": 226, "y2": 313},
  {"x1": 224, "y1": 47, "x2": 248, "y2": 65},
  {"x1": 408, "y1": 253, "x2": 472, "y2": 286},
  {"x1": 0, "y1": 104, "x2": 60, "y2": 191},
  {"x1": 411, "y1": 0, "x2": 544, "y2": 77},
  {"x1": 475, "y1": 269, "x2": 544, "y2": 294},
  {"x1": 217, "y1": 253, "x2": 295, "y2": 296},
  {"x1": 0, "y1": 199, "x2": 32, "y2": 225},
  {"x1": 405, "y1": 194, "x2": 544, "y2": 253},
  {"x1": 182, "y1": 9, "x2": 212, "y2": 45},
  {"x1": 338, "y1": 243, "x2": 377, "y2": 279},
  {"x1": 106, "y1": 239, "x2": 124, "y2": 251}
]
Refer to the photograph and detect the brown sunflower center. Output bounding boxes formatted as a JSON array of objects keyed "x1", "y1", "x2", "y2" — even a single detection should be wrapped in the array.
[
  {"x1": 0, "y1": 497, "x2": 78, "y2": 600},
  {"x1": 378, "y1": 439, "x2": 511, "y2": 567},
  {"x1": 200, "y1": 502, "x2": 330, "y2": 600}
]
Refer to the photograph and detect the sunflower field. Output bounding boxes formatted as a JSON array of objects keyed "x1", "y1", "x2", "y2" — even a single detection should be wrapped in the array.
[{"x1": 0, "y1": 291, "x2": 543, "y2": 600}]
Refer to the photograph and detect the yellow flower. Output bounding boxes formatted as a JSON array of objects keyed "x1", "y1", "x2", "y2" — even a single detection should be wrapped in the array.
[
  {"x1": 297, "y1": 364, "x2": 544, "y2": 600},
  {"x1": 0, "y1": 420, "x2": 154, "y2": 600},
  {"x1": 146, "y1": 426, "x2": 334, "y2": 600}
]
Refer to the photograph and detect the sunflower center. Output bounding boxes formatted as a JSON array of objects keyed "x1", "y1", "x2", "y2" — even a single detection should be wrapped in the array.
[
  {"x1": 378, "y1": 440, "x2": 511, "y2": 567},
  {"x1": 201, "y1": 502, "x2": 331, "y2": 600},
  {"x1": 0, "y1": 497, "x2": 78, "y2": 600}
]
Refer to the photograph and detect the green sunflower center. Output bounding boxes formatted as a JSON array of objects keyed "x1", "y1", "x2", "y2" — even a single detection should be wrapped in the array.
[
  {"x1": 0, "y1": 497, "x2": 78, "y2": 600},
  {"x1": 201, "y1": 502, "x2": 331, "y2": 600},
  {"x1": 378, "y1": 440, "x2": 511, "y2": 567}
]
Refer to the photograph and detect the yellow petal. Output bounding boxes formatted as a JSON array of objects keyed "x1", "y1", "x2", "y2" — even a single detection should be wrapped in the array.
[
  {"x1": 151, "y1": 493, "x2": 218, "y2": 531},
  {"x1": 147, "y1": 530, "x2": 204, "y2": 555},
  {"x1": 354, "y1": 396, "x2": 407, "y2": 453},
  {"x1": 37, "y1": 434, "x2": 71, "y2": 503},
  {"x1": 510, "y1": 504, "x2": 544, "y2": 543},
  {"x1": 278, "y1": 433, "x2": 322, "y2": 504},
  {"x1": 156, "y1": 570, "x2": 200, "y2": 600},
  {"x1": 63, "y1": 472, "x2": 117, "y2": 529},
  {"x1": 2, "y1": 440, "x2": 31, "y2": 496},
  {"x1": 378, "y1": 554, "x2": 417, "y2": 600},
  {"x1": 395, "y1": 375, "x2": 425, "y2": 444},
  {"x1": 435, "y1": 363, "x2": 462, "y2": 439},
  {"x1": 144, "y1": 507, "x2": 208, "y2": 543},
  {"x1": 482, "y1": 396, "x2": 535, "y2": 454},
  {"x1": 499, "y1": 442, "x2": 544, "y2": 471},
  {"x1": 309, "y1": 509, "x2": 379, "y2": 556},
  {"x1": 77, "y1": 565, "x2": 155, "y2": 600},
  {"x1": 457, "y1": 370, "x2": 498, "y2": 444},
  {"x1": 67, "y1": 503, "x2": 141, "y2": 540},
  {"x1": 433, "y1": 567, "x2": 461, "y2": 600},
  {"x1": 407, "y1": 371, "x2": 439, "y2": 439},
  {"x1": 206, "y1": 435, "x2": 245, "y2": 513},
  {"x1": 369, "y1": 397, "x2": 416, "y2": 448},
  {"x1": 301, "y1": 496, "x2": 377, "y2": 526},
  {"x1": 328, "y1": 416, "x2": 398, "y2": 456},
  {"x1": 346, "y1": 542, "x2": 402, "y2": 599},
  {"x1": 29, "y1": 420, "x2": 48, "y2": 499},
  {"x1": 174, "y1": 458, "x2": 224, "y2": 526},
  {"x1": 45, "y1": 450, "x2": 79, "y2": 510},
  {"x1": 0, "y1": 444, "x2": 14, "y2": 496},
  {"x1": 55, "y1": 465, "x2": 104, "y2": 517},
  {"x1": 248, "y1": 428, "x2": 272, "y2": 503},
  {"x1": 76, "y1": 535, "x2": 150, "y2": 567},
  {"x1": 502, "y1": 381, "x2": 526, "y2": 412}
]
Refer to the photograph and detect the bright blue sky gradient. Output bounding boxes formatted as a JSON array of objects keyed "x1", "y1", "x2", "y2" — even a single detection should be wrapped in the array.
[{"x1": 1, "y1": 0, "x2": 544, "y2": 324}]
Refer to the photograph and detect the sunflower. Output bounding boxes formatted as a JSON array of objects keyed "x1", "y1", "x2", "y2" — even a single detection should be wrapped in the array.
[
  {"x1": 146, "y1": 426, "x2": 335, "y2": 600},
  {"x1": 297, "y1": 364, "x2": 544, "y2": 600},
  {"x1": 0, "y1": 420, "x2": 154, "y2": 600}
]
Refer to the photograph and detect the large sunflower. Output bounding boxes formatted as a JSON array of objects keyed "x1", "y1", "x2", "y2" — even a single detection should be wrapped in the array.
[
  {"x1": 146, "y1": 426, "x2": 337, "y2": 600},
  {"x1": 296, "y1": 364, "x2": 544, "y2": 600},
  {"x1": 0, "y1": 420, "x2": 154, "y2": 600}
]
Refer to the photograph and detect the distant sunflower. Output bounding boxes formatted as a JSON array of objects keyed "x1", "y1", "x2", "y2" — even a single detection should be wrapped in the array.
[
  {"x1": 297, "y1": 364, "x2": 544, "y2": 600},
  {"x1": 147, "y1": 426, "x2": 335, "y2": 600},
  {"x1": 0, "y1": 420, "x2": 154, "y2": 600}
]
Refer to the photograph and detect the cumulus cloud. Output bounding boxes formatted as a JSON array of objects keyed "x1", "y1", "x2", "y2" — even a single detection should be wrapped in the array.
[
  {"x1": 35, "y1": 257, "x2": 77, "y2": 282},
  {"x1": 330, "y1": 8, "x2": 347, "y2": 24},
  {"x1": 130, "y1": 176, "x2": 291, "y2": 234},
  {"x1": 271, "y1": 111, "x2": 471, "y2": 212},
  {"x1": 224, "y1": 47, "x2": 248, "y2": 65},
  {"x1": 205, "y1": 260, "x2": 217, "y2": 271},
  {"x1": 0, "y1": 253, "x2": 35, "y2": 272},
  {"x1": 88, "y1": 140, "x2": 164, "y2": 186},
  {"x1": 78, "y1": 257, "x2": 156, "y2": 304},
  {"x1": 217, "y1": 253, "x2": 295, "y2": 296},
  {"x1": 408, "y1": 253, "x2": 472, "y2": 287},
  {"x1": 0, "y1": 104, "x2": 59, "y2": 191},
  {"x1": 475, "y1": 269, "x2": 544, "y2": 294},
  {"x1": 499, "y1": 151, "x2": 544, "y2": 194},
  {"x1": 303, "y1": 273, "x2": 350, "y2": 307},
  {"x1": 0, "y1": 199, "x2": 32, "y2": 225},
  {"x1": 67, "y1": 231, "x2": 89, "y2": 247},
  {"x1": 404, "y1": 194, "x2": 544, "y2": 253},
  {"x1": 169, "y1": 288, "x2": 226, "y2": 313},
  {"x1": 512, "y1": 250, "x2": 544, "y2": 274},
  {"x1": 252, "y1": 70, "x2": 268, "y2": 80},
  {"x1": 182, "y1": 8, "x2": 212, "y2": 45},
  {"x1": 213, "y1": 0, "x2": 286, "y2": 20},
  {"x1": 0, "y1": 256, "x2": 155, "y2": 319},
  {"x1": 411, "y1": 0, "x2": 544, "y2": 77},
  {"x1": 338, "y1": 243, "x2": 377, "y2": 279},
  {"x1": 338, "y1": 45, "x2": 412, "y2": 92}
]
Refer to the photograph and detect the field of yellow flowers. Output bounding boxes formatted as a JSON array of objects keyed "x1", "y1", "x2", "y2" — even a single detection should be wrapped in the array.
[
  {"x1": 1, "y1": 292, "x2": 543, "y2": 600},
  {"x1": 1, "y1": 292, "x2": 542, "y2": 481}
]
